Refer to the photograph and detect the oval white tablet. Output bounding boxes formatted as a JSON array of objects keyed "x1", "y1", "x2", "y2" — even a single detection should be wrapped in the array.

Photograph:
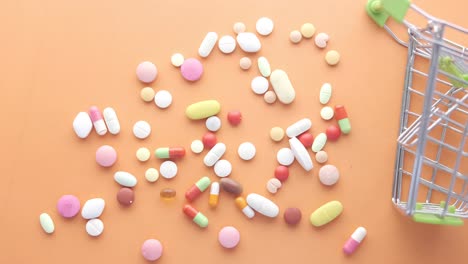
[
  {"x1": 246, "y1": 193, "x2": 279, "y2": 217},
  {"x1": 269, "y1": 69, "x2": 295, "y2": 104},
  {"x1": 277, "y1": 148, "x2": 295, "y2": 166},
  {"x1": 39, "y1": 213, "x2": 55, "y2": 234},
  {"x1": 206, "y1": 116, "x2": 221, "y2": 132},
  {"x1": 312, "y1": 133, "x2": 327, "y2": 153},
  {"x1": 256, "y1": 17, "x2": 274, "y2": 36},
  {"x1": 133, "y1": 120, "x2": 151, "y2": 139},
  {"x1": 204, "y1": 143, "x2": 226, "y2": 167},
  {"x1": 238, "y1": 142, "x2": 256, "y2": 161},
  {"x1": 214, "y1": 159, "x2": 232, "y2": 177},
  {"x1": 114, "y1": 171, "x2": 138, "y2": 187},
  {"x1": 218, "y1": 35, "x2": 237, "y2": 54},
  {"x1": 251, "y1": 76, "x2": 269, "y2": 94},
  {"x1": 236, "y1": 32, "x2": 261, "y2": 53},
  {"x1": 289, "y1": 137, "x2": 313, "y2": 171},
  {"x1": 198, "y1": 32, "x2": 218, "y2": 58},
  {"x1": 286, "y1": 118, "x2": 312, "y2": 138},
  {"x1": 73, "y1": 112, "x2": 93, "y2": 139},
  {"x1": 154, "y1": 90, "x2": 172, "y2": 109},
  {"x1": 191, "y1": 140, "x2": 204, "y2": 154},
  {"x1": 81, "y1": 198, "x2": 105, "y2": 219},
  {"x1": 320, "y1": 83, "x2": 332, "y2": 104},
  {"x1": 257, "y1": 57, "x2": 271, "y2": 77},
  {"x1": 320, "y1": 106, "x2": 334, "y2": 120},
  {"x1": 160, "y1": 161, "x2": 178, "y2": 179},
  {"x1": 86, "y1": 219, "x2": 104, "y2": 237},
  {"x1": 103, "y1": 107, "x2": 120, "y2": 135}
]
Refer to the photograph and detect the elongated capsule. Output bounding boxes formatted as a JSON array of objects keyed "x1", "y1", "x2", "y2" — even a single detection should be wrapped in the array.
[
  {"x1": 319, "y1": 83, "x2": 332, "y2": 104},
  {"x1": 155, "y1": 147, "x2": 186, "y2": 159},
  {"x1": 209, "y1": 182, "x2": 220, "y2": 208},
  {"x1": 335, "y1": 105, "x2": 351, "y2": 134},
  {"x1": 204, "y1": 143, "x2": 226, "y2": 167},
  {"x1": 89, "y1": 106, "x2": 107, "y2": 135},
  {"x1": 235, "y1": 197, "x2": 255, "y2": 219},
  {"x1": 286, "y1": 118, "x2": 312, "y2": 138},
  {"x1": 183, "y1": 205, "x2": 208, "y2": 228},
  {"x1": 185, "y1": 176, "x2": 211, "y2": 201},
  {"x1": 343, "y1": 227, "x2": 367, "y2": 255}
]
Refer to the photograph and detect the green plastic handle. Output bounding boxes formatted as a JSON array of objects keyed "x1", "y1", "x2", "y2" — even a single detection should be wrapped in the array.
[{"x1": 367, "y1": 0, "x2": 410, "y2": 27}]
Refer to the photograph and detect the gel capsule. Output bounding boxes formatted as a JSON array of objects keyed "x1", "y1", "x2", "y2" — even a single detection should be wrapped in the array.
[
  {"x1": 89, "y1": 106, "x2": 107, "y2": 135},
  {"x1": 155, "y1": 147, "x2": 186, "y2": 159},
  {"x1": 235, "y1": 197, "x2": 255, "y2": 219},
  {"x1": 185, "y1": 176, "x2": 211, "y2": 201},
  {"x1": 183, "y1": 205, "x2": 208, "y2": 228},
  {"x1": 209, "y1": 182, "x2": 220, "y2": 208},
  {"x1": 160, "y1": 188, "x2": 176, "y2": 200},
  {"x1": 335, "y1": 105, "x2": 351, "y2": 134},
  {"x1": 343, "y1": 227, "x2": 367, "y2": 255}
]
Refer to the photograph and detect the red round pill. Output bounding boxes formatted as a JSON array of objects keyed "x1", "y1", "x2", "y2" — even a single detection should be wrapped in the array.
[
  {"x1": 202, "y1": 132, "x2": 217, "y2": 149},
  {"x1": 326, "y1": 125, "x2": 341, "y2": 141},
  {"x1": 274, "y1": 165, "x2": 289, "y2": 182},
  {"x1": 297, "y1": 133, "x2": 314, "y2": 148},
  {"x1": 227, "y1": 111, "x2": 242, "y2": 126}
]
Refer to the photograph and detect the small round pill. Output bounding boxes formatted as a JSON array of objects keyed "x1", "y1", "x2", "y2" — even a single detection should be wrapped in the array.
[
  {"x1": 171, "y1": 53, "x2": 185, "y2": 67},
  {"x1": 145, "y1": 168, "x2": 159, "y2": 182},
  {"x1": 233, "y1": 22, "x2": 246, "y2": 34},
  {"x1": 270, "y1": 127, "x2": 285, "y2": 142},
  {"x1": 218, "y1": 35, "x2": 237, "y2": 54},
  {"x1": 136, "y1": 61, "x2": 157, "y2": 83},
  {"x1": 297, "y1": 133, "x2": 314, "y2": 148},
  {"x1": 325, "y1": 50, "x2": 340, "y2": 66},
  {"x1": 275, "y1": 165, "x2": 289, "y2": 182},
  {"x1": 264, "y1": 91, "x2": 277, "y2": 104},
  {"x1": 239, "y1": 57, "x2": 252, "y2": 70},
  {"x1": 95, "y1": 145, "x2": 117, "y2": 167},
  {"x1": 117, "y1": 187, "x2": 134, "y2": 206},
  {"x1": 141, "y1": 239, "x2": 163, "y2": 261},
  {"x1": 136, "y1": 147, "x2": 151, "y2": 162},
  {"x1": 266, "y1": 178, "x2": 282, "y2": 194},
  {"x1": 300, "y1": 23, "x2": 316, "y2": 38},
  {"x1": 251, "y1": 76, "x2": 269, "y2": 95},
  {"x1": 315, "y1": 33, "x2": 329, "y2": 48},
  {"x1": 190, "y1": 140, "x2": 204, "y2": 154},
  {"x1": 319, "y1": 165, "x2": 339, "y2": 186},
  {"x1": 218, "y1": 226, "x2": 240, "y2": 249},
  {"x1": 214, "y1": 159, "x2": 232, "y2": 177},
  {"x1": 289, "y1": 30, "x2": 302, "y2": 43},
  {"x1": 326, "y1": 125, "x2": 341, "y2": 141},
  {"x1": 140, "y1": 87, "x2": 155, "y2": 102},
  {"x1": 316, "y1": 151, "x2": 328, "y2": 164},
  {"x1": 256, "y1": 17, "x2": 274, "y2": 36},
  {"x1": 160, "y1": 161, "x2": 177, "y2": 179},
  {"x1": 202, "y1": 132, "x2": 217, "y2": 149},
  {"x1": 206, "y1": 116, "x2": 221, "y2": 132},
  {"x1": 238, "y1": 142, "x2": 256, "y2": 161},
  {"x1": 86, "y1": 219, "x2": 104, "y2": 237},
  {"x1": 320, "y1": 106, "x2": 335, "y2": 120},
  {"x1": 277, "y1": 148, "x2": 294, "y2": 166},
  {"x1": 57, "y1": 195, "x2": 81, "y2": 218},
  {"x1": 180, "y1": 58, "x2": 203, "y2": 81},
  {"x1": 284, "y1": 207, "x2": 302, "y2": 225},
  {"x1": 160, "y1": 188, "x2": 176, "y2": 200},
  {"x1": 227, "y1": 111, "x2": 242, "y2": 126},
  {"x1": 154, "y1": 90, "x2": 172, "y2": 109},
  {"x1": 133, "y1": 121, "x2": 151, "y2": 139}
]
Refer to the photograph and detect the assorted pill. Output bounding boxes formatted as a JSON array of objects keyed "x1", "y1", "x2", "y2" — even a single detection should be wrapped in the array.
[
  {"x1": 320, "y1": 83, "x2": 332, "y2": 104},
  {"x1": 270, "y1": 126, "x2": 285, "y2": 142},
  {"x1": 218, "y1": 226, "x2": 240, "y2": 249},
  {"x1": 256, "y1": 17, "x2": 274, "y2": 36},
  {"x1": 264, "y1": 90, "x2": 277, "y2": 104},
  {"x1": 183, "y1": 204, "x2": 209, "y2": 228},
  {"x1": 204, "y1": 142, "x2": 226, "y2": 167},
  {"x1": 186, "y1": 176, "x2": 211, "y2": 201},
  {"x1": 289, "y1": 137, "x2": 313, "y2": 171},
  {"x1": 297, "y1": 133, "x2": 314, "y2": 148},
  {"x1": 190, "y1": 139, "x2": 204, "y2": 154},
  {"x1": 81, "y1": 198, "x2": 105, "y2": 219},
  {"x1": 310, "y1": 200, "x2": 343, "y2": 227},
  {"x1": 209, "y1": 182, "x2": 220, "y2": 207},
  {"x1": 233, "y1": 22, "x2": 246, "y2": 34},
  {"x1": 315, "y1": 33, "x2": 329, "y2": 48},
  {"x1": 185, "y1": 100, "x2": 221, "y2": 120},
  {"x1": 155, "y1": 147, "x2": 186, "y2": 159},
  {"x1": 136, "y1": 61, "x2": 158, "y2": 83},
  {"x1": 103, "y1": 107, "x2": 120, "y2": 135},
  {"x1": 239, "y1": 57, "x2": 252, "y2": 70},
  {"x1": 145, "y1": 168, "x2": 159, "y2": 182},
  {"x1": 86, "y1": 218, "x2": 104, "y2": 237},
  {"x1": 235, "y1": 196, "x2": 255, "y2": 219},
  {"x1": 274, "y1": 165, "x2": 289, "y2": 182},
  {"x1": 133, "y1": 120, "x2": 151, "y2": 139},
  {"x1": 236, "y1": 32, "x2": 261, "y2": 53},
  {"x1": 289, "y1": 30, "x2": 302, "y2": 43},
  {"x1": 315, "y1": 151, "x2": 328, "y2": 164},
  {"x1": 284, "y1": 207, "x2": 302, "y2": 226},
  {"x1": 214, "y1": 159, "x2": 232, "y2": 177},
  {"x1": 57, "y1": 195, "x2": 81, "y2": 218},
  {"x1": 73, "y1": 112, "x2": 93, "y2": 139},
  {"x1": 237, "y1": 142, "x2": 256, "y2": 161},
  {"x1": 335, "y1": 105, "x2": 351, "y2": 134},
  {"x1": 181, "y1": 58, "x2": 204, "y2": 81},
  {"x1": 251, "y1": 76, "x2": 269, "y2": 95},
  {"x1": 159, "y1": 161, "x2": 178, "y2": 179},
  {"x1": 220, "y1": 178, "x2": 243, "y2": 196},
  {"x1": 160, "y1": 188, "x2": 176, "y2": 200},
  {"x1": 301, "y1": 23, "x2": 316, "y2": 38},
  {"x1": 266, "y1": 178, "x2": 282, "y2": 194},
  {"x1": 312, "y1": 133, "x2": 327, "y2": 153},
  {"x1": 257, "y1": 56, "x2": 271, "y2": 77},
  {"x1": 270, "y1": 69, "x2": 295, "y2": 104},
  {"x1": 39, "y1": 213, "x2": 55, "y2": 234},
  {"x1": 276, "y1": 147, "x2": 295, "y2": 166},
  {"x1": 136, "y1": 147, "x2": 151, "y2": 162},
  {"x1": 325, "y1": 50, "x2": 340, "y2": 66},
  {"x1": 343, "y1": 227, "x2": 367, "y2": 255},
  {"x1": 96, "y1": 145, "x2": 117, "y2": 167},
  {"x1": 286, "y1": 118, "x2": 312, "y2": 138},
  {"x1": 227, "y1": 110, "x2": 242, "y2": 126},
  {"x1": 319, "y1": 164, "x2": 340, "y2": 186},
  {"x1": 154, "y1": 90, "x2": 173, "y2": 109},
  {"x1": 246, "y1": 193, "x2": 279, "y2": 218},
  {"x1": 89, "y1": 106, "x2": 107, "y2": 136},
  {"x1": 206, "y1": 116, "x2": 222, "y2": 132},
  {"x1": 320, "y1": 106, "x2": 335, "y2": 120},
  {"x1": 140, "y1": 87, "x2": 155, "y2": 102},
  {"x1": 198, "y1": 32, "x2": 218, "y2": 58},
  {"x1": 141, "y1": 239, "x2": 163, "y2": 261},
  {"x1": 114, "y1": 171, "x2": 138, "y2": 187},
  {"x1": 171, "y1": 53, "x2": 185, "y2": 67},
  {"x1": 218, "y1": 35, "x2": 237, "y2": 54},
  {"x1": 326, "y1": 124, "x2": 342, "y2": 141},
  {"x1": 202, "y1": 132, "x2": 217, "y2": 149},
  {"x1": 117, "y1": 187, "x2": 135, "y2": 206}
]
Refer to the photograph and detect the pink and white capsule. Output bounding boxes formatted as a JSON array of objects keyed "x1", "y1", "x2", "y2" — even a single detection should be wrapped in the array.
[
  {"x1": 89, "y1": 106, "x2": 107, "y2": 135},
  {"x1": 343, "y1": 227, "x2": 367, "y2": 255}
]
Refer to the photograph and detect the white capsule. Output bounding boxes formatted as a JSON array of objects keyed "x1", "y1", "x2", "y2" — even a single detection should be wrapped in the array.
[
  {"x1": 312, "y1": 133, "x2": 327, "y2": 152},
  {"x1": 269, "y1": 69, "x2": 295, "y2": 104},
  {"x1": 81, "y1": 198, "x2": 105, "y2": 219},
  {"x1": 246, "y1": 193, "x2": 279, "y2": 218},
  {"x1": 257, "y1": 57, "x2": 271, "y2": 77},
  {"x1": 286, "y1": 118, "x2": 312, "y2": 138},
  {"x1": 218, "y1": 35, "x2": 237, "y2": 54},
  {"x1": 204, "y1": 143, "x2": 226, "y2": 167},
  {"x1": 114, "y1": 171, "x2": 138, "y2": 187},
  {"x1": 242, "y1": 206, "x2": 256, "y2": 219},
  {"x1": 236, "y1": 32, "x2": 262, "y2": 53},
  {"x1": 86, "y1": 219, "x2": 104, "y2": 237},
  {"x1": 210, "y1": 182, "x2": 220, "y2": 195},
  {"x1": 320, "y1": 83, "x2": 332, "y2": 104},
  {"x1": 289, "y1": 137, "x2": 313, "y2": 171},
  {"x1": 198, "y1": 32, "x2": 218, "y2": 58},
  {"x1": 73, "y1": 112, "x2": 93, "y2": 139},
  {"x1": 103, "y1": 107, "x2": 120, "y2": 135}
]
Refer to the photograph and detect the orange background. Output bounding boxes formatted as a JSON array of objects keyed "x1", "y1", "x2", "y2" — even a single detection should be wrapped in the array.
[{"x1": 1, "y1": 0, "x2": 468, "y2": 263}]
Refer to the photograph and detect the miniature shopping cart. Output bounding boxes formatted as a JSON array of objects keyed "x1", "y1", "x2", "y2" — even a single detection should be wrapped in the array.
[{"x1": 367, "y1": 0, "x2": 468, "y2": 225}]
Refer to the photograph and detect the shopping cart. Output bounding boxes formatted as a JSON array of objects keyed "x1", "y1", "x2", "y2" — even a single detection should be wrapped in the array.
[{"x1": 366, "y1": 0, "x2": 468, "y2": 225}]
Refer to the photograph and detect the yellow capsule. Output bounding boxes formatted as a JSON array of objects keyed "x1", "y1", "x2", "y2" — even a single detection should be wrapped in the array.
[
  {"x1": 209, "y1": 182, "x2": 219, "y2": 208},
  {"x1": 235, "y1": 197, "x2": 255, "y2": 219}
]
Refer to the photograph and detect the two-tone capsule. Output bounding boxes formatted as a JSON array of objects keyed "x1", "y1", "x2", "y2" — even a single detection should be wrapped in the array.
[
  {"x1": 343, "y1": 227, "x2": 367, "y2": 255},
  {"x1": 235, "y1": 197, "x2": 255, "y2": 219},
  {"x1": 209, "y1": 182, "x2": 220, "y2": 207},
  {"x1": 335, "y1": 105, "x2": 351, "y2": 134},
  {"x1": 89, "y1": 106, "x2": 107, "y2": 135},
  {"x1": 185, "y1": 176, "x2": 211, "y2": 201},
  {"x1": 183, "y1": 204, "x2": 208, "y2": 228},
  {"x1": 155, "y1": 147, "x2": 186, "y2": 159}
]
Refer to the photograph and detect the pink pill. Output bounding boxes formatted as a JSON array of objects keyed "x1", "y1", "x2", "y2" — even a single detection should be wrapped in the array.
[
  {"x1": 57, "y1": 195, "x2": 81, "y2": 218},
  {"x1": 319, "y1": 164, "x2": 340, "y2": 186},
  {"x1": 180, "y1": 58, "x2": 203, "y2": 81},
  {"x1": 96, "y1": 145, "x2": 117, "y2": 167},
  {"x1": 218, "y1": 226, "x2": 240, "y2": 249},
  {"x1": 141, "y1": 239, "x2": 163, "y2": 261},
  {"x1": 136, "y1": 61, "x2": 158, "y2": 83}
]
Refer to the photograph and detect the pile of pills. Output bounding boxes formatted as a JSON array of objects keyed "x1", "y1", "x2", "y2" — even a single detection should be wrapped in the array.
[{"x1": 40, "y1": 16, "x2": 367, "y2": 261}]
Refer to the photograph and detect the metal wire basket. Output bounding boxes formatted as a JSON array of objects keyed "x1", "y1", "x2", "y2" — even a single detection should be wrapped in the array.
[{"x1": 367, "y1": 0, "x2": 468, "y2": 225}]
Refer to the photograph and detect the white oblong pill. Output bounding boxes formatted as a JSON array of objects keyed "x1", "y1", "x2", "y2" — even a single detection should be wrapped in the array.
[
  {"x1": 237, "y1": 142, "x2": 256, "y2": 161},
  {"x1": 257, "y1": 57, "x2": 271, "y2": 77},
  {"x1": 270, "y1": 69, "x2": 295, "y2": 104},
  {"x1": 251, "y1": 76, "x2": 269, "y2": 95},
  {"x1": 39, "y1": 213, "x2": 55, "y2": 234},
  {"x1": 286, "y1": 118, "x2": 312, "y2": 138},
  {"x1": 312, "y1": 133, "x2": 327, "y2": 152},
  {"x1": 256, "y1": 17, "x2": 274, "y2": 36},
  {"x1": 133, "y1": 120, "x2": 151, "y2": 139},
  {"x1": 198, "y1": 32, "x2": 218, "y2": 58},
  {"x1": 236, "y1": 32, "x2": 261, "y2": 53},
  {"x1": 86, "y1": 219, "x2": 104, "y2": 237},
  {"x1": 246, "y1": 193, "x2": 279, "y2": 217},
  {"x1": 218, "y1": 35, "x2": 237, "y2": 54},
  {"x1": 289, "y1": 137, "x2": 313, "y2": 171},
  {"x1": 315, "y1": 33, "x2": 329, "y2": 48},
  {"x1": 320, "y1": 106, "x2": 334, "y2": 120},
  {"x1": 160, "y1": 161, "x2": 178, "y2": 179},
  {"x1": 114, "y1": 171, "x2": 138, "y2": 187},
  {"x1": 320, "y1": 83, "x2": 332, "y2": 104},
  {"x1": 214, "y1": 159, "x2": 232, "y2": 178},
  {"x1": 154, "y1": 90, "x2": 173, "y2": 109},
  {"x1": 206, "y1": 116, "x2": 221, "y2": 132},
  {"x1": 204, "y1": 143, "x2": 226, "y2": 167},
  {"x1": 277, "y1": 148, "x2": 294, "y2": 166},
  {"x1": 73, "y1": 112, "x2": 93, "y2": 139},
  {"x1": 191, "y1": 140, "x2": 204, "y2": 154},
  {"x1": 266, "y1": 178, "x2": 282, "y2": 194},
  {"x1": 81, "y1": 198, "x2": 105, "y2": 219},
  {"x1": 103, "y1": 107, "x2": 120, "y2": 135}
]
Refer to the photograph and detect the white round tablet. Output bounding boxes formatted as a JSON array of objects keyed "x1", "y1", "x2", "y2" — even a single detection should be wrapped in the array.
[
  {"x1": 171, "y1": 53, "x2": 185, "y2": 67},
  {"x1": 160, "y1": 161, "x2": 178, "y2": 179},
  {"x1": 191, "y1": 140, "x2": 204, "y2": 154},
  {"x1": 233, "y1": 22, "x2": 246, "y2": 34},
  {"x1": 277, "y1": 148, "x2": 294, "y2": 166},
  {"x1": 136, "y1": 147, "x2": 151, "y2": 162},
  {"x1": 238, "y1": 142, "x2": 256, "y2": 161},
  {"x1": 256, "y1": 17, "x2": 274, "y2": 36},
  {"x1": 218, "y1": 35, "x2": 237, "y2": 54},
  {"x1": 214, "y1": 159, "x2": 232, "y2": 177},
  {"x1": 154, "y1": 90, "x2": 172, "y2": 109},
  {"x1": 251, "y1": 76, "x2": 269, "y2": 95},
  {"x1": 206, "y1": 116, "x2": 221, "y2": 132},
  {"x1": 133, "y1": 121, "x2": 151, "y2": 139},
  {"x1": 86, "y1": 219, "x2": 104, "y2": 237},
  {"x1": 145, "y1": 168, "x2": 159, "y2": 182},
  {"x1": 320, "y1": 106, "x2": 334, "y2": 120}
]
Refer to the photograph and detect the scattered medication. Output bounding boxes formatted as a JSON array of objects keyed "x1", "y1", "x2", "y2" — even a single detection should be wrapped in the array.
[
  {"x1": 227, "y1": 111, "x2": 242, "y2": 126},
  {"x1": 237, "y1": 142, "x2": 256, "y2": 161},
  {"x1": 89, "y1": 106, "x2": 107, "y2": 136},
  {"x1": 297, "y1": 133, "x2": 314, "y2": 148},
  {"x1": 191, "y1": 140, "x2": 204, "y2": 154},
  {"x1": 335, "y1": 105, "x2": 351, "y2": 134},
  {"x1": 183, "y1": 204, "x2": 209, "y2": 228},
  {"x1": 277, "y1": 147, "x2": 295, "y2": 166},
  {"x1": 310, "y1": 201, "x2": 343, "y2": 227},
  {"x1": 81, "y1": 198, "x2": 105, "y2": 219},
  {"x1": 160, "y1": 188, "x2": 176, "y2": 200},
  {"x1": 320, "y1": 83, "x2": 332, "y2": 104},
  {"x1": 315, "y1": 33, "x2": 329, "y2": 48},
  {"x1": 218, "y1": 226, "x2": 241, "y2": 249},
  {"x1": 289, "y1": 137, "x2": 313, "y2": 171},
  {"x1": 270, "y1": 127, "x2": 285, "y2": 141},
  {"x1": 315, "y1": 151, "x2": 328, "y2": 164},
  {"x1": 117, "y1": 187, "x2": 134, "y2": 206},
  {"x1": 270, "y1": 69, "x2": 296, "y2": 104},
  {"x1": 185, "y1": 176, "x2": 211, "y2": 201},
  {"x1": 326, "y1": 124, "x2": 342, "y2": 141},
  {"x1": 218, "y1": 35, "x2": 237, "y2": 54},
  {"x1": 140, "y1": 87, "x2": 155, "y2": 102},
  {"x1": 266, "y1": 178, "x2": 282, "y2": 194},
  {"x1": 343, "y1": 227, "x2": 367, "y2": 255},
  {"x1": 206, "y1": 116, "x2": 222, "y2": 132},
  {"x1": 289, "y1": 30, "x2": 302, "y2": 43},
  {"x1": 136, "y1": 61, "x2": 158, "y2": 83},
  {"x1": 235, "y1": 197, "x2": 255, "y2": 219},
  {"x1": 233, "y1": 22, "x2": 246, "y2": 34},
  {"x1": 39, "y1": 213, "x2": 55, "y2": 234},
  {"x1": 185, "y1": 100, "x2": 221, "y2": 120},
  {"x1": 246, "y1": 193, "x2": 279, "y2": 218},
  {"x1": 202, "y1": 132, "x2": 217, "y2": 149},
  {"x1": 214, "y1": 159, "x2": 232, "y2": 177},
  {"x1": 57, "y1": 195, "x2": 81, "y2": 218},
  {"x1": 251, "y1": 76, "x2": 269, "y2": 95},
  {"x1": 133, "y1": 120, "x2": 151, "y2": 139},
  {"x1": 209, "y1": 182, "x2": 220, "y2": 207},
  {"x1": 220, "y1": 178, "x2": 243, "y2": 195},
  {"x1": 181, "y1": 58, "x2": 204, "y2": 81},
  {"x1": 264, "y1": 91, "x2": 277, "y2": 104},
  {"x1": 275, "y1": 165, "x2": 289, "y2": 182},
  {"x1": 96, "y1": 145, "x2": 117, "y2": 167},
  {"x1": 300, "y1": 23, "x2": 316, "y2": 38},
  {"x1": 198, "y1": 32, "x2": 218, "y2": 58},
  {"x1": 136, "y1": 147, "x2": 151, "y2": 162},
  {"x1": 256, "y1": 17, "x2": 274, "y2": 36},
  {"x1": 312, "y1": 133, "x2": 327, "y2": 153},
  {"x1": 239, "y1": 57, "x2": 252, "y2": 70},
  {"x1": 103, "y1": 107, "x2": 120, "y2": 135},
  {"x1": 286, "y1": 118, "x2": 312, "y2": 138},
  {"x1": 171, "y1": 53, "x2": 185, "y2": 67},
  {"x1": 237, "y1": 32, "x2": 261, "y2": 53},
  {"x1": 155, "y1": 147, "x2": 186, "y2": 159},
  {"x1": 86, "y1": 218, "x2": 104, "y2": 237},
  {"x1": 141, "y1": 239, "x2": 163, "y2": 261},
  {"x1": 114, "y1": 171, "x2": 138, "y2": 187},
  {"x1": 326, "y1": 50, "x2": 340, "y2": 66},
  {"x1": 145, "y1": 168, "x2": 159, "y2": 182},
  {"x1": 73, "y1": 112, "x2": 92, "y2": 139},
  {"x1": 319, "y1": 164, "x2": 339, "y2": 186},
  {"x1": 320, "y1": 106, "x2": 335, "y2": 120},
  {"x1": 159, "y1": 161, "x2": 178, "y2": 179},
  {"x1": 204, "y1": 142, "x2": 226, "y2": 167},
  {"x1": 154, "y1": 90, "x2": 173, "y2": 109},
  {"x1": 284, "y1": 207, "x2": 302, "y2": 226},
  {"x1": 257, "y1": 57, "x2": 271, "y2": 77}
]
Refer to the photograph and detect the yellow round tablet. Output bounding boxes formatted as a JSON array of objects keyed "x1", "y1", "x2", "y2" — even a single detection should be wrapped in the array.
[
  {"x1": 270, "y1": 127, "x2": 285, "y2": 142},
  {"x1": 140, "y1": 87, "x2": 155, "y2": 102},
  {"x1": 145, "y1": 168, "x2": 159, "y2": 182},
  {"x1": 300, "y1": 23, "x2": 316, "y2": 38},
  {"x1": 171, "y1": 53, "x2": 185, "y2": 67},
  {"x1": 136, "y1": 147, "x2": 151, "y2": 162},
  {"x1": 325, "y1": 50, "x2": 340, "y2": 66}
]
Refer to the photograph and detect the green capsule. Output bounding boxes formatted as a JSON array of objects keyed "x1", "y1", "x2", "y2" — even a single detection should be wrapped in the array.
[{"x1": 193, "y1": 212, "x2": 209, "y2": 228}]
